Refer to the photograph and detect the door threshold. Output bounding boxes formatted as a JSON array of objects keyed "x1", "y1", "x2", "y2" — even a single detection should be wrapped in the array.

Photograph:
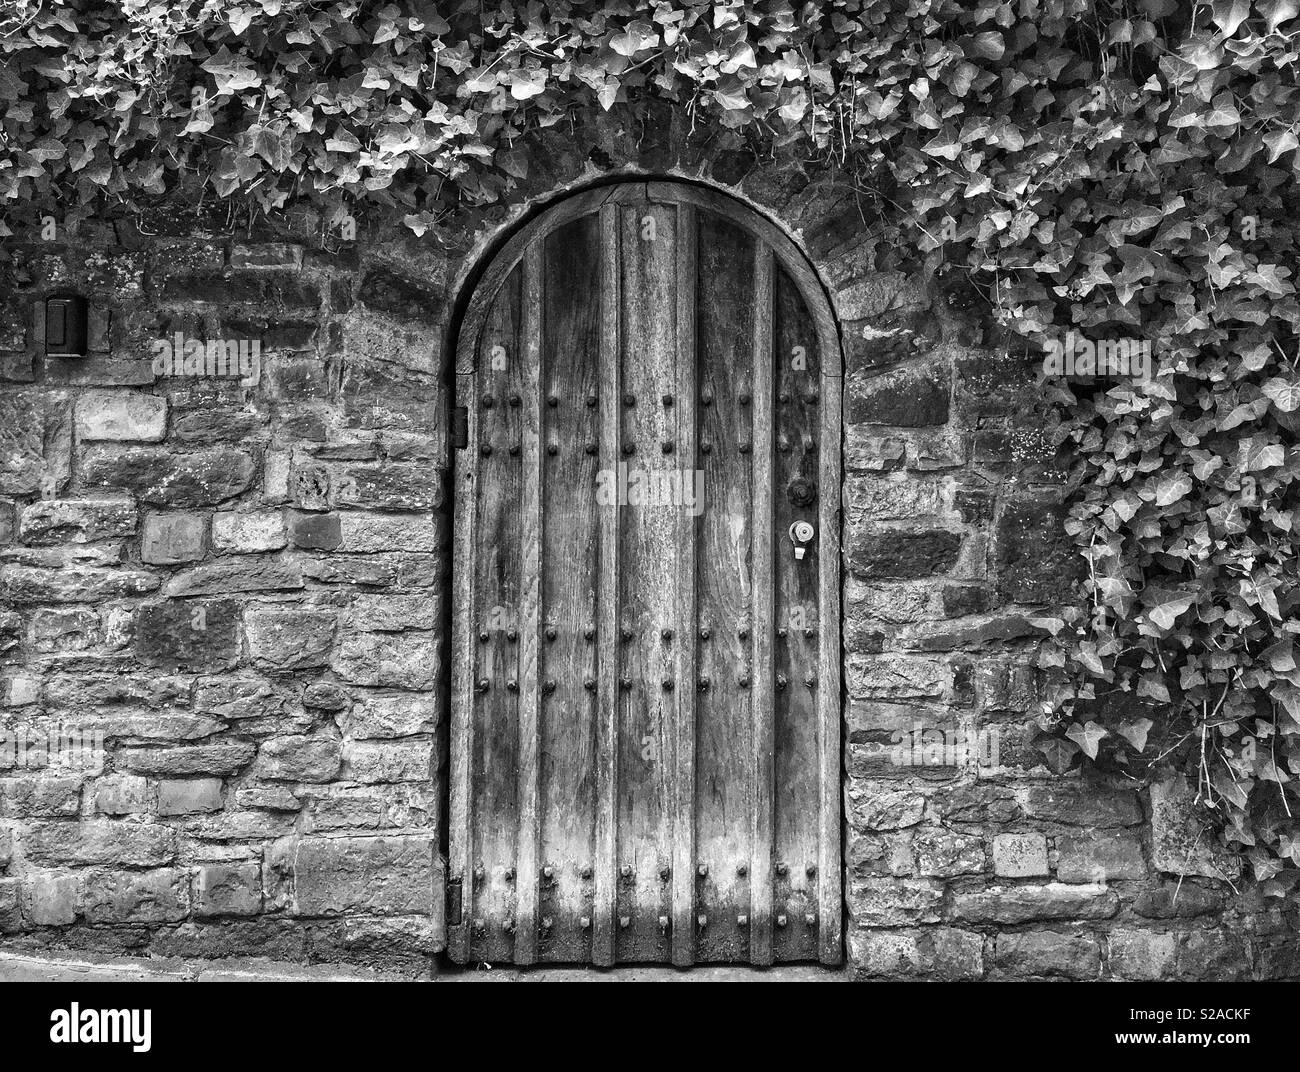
[{"x1": 438, "y1": 963, "x2": 847, "y2": 982}]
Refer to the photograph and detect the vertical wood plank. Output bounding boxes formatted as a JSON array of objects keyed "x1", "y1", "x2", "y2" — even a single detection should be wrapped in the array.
[
  {"x1": 538, "y1": 216, "x2": 602, "y2": 962},
  {"x1": 772, "y1": 267, "x2": 822, "y2": 963},
  {"x1": 818, "y1": 329, "x2": 844, "y2": 967},
  {"x1": 749, "y1": 244, "x2": 776, "y2": 967},
  {"x1": 693, "y1": 214, "x2": 756, "y2": 963},
  {"x1": 513, "y1": 244, "x2": 543, "y2": 964},
  {"x1": 470, "y1": 269, "x2": 525, "y2": 964},
  {"x1": 615, "y1": 195, "x2": 677, "y2": 962},
  {"x1": 671, "y1": 202, "x2": 697, "y2": 966},
  {"x1": 592, "y1": 202, "x2": 621, "y2": 966},
  {"x1": 448, "y1": 364, "x2": 479, "y2": 964}
]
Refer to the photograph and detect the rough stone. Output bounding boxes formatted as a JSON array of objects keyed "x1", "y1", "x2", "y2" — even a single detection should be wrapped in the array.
[
  {"x1": 849, "y1": 926, "x2": 984, "y2": 980},
  {"x1": 340, "y1": 740, "x2": 432, "y2": 784},
  {"x1": 293, "y1": 835, "x2": 437, "y2": 916},
  {"x1": 0, "y1": 390, "x2": 71, "y2": 497},
  {"x1": 141, "y1": 513, "x2": 206, "y2": 564},
  {"x1": 847, "y1": 529, "x2": 962, "y2": 580},
  {"x1": 997, "y1": 498, "x2": 1081, "y2": 604},
  {"x1": 84, "y1": 868, "x2": 189, "y2": 923},
  {"x1": 254, "y1": 736, "x2": 342, "y2": 783},
  {"x1": 1018, "y1": 783, "x2": 1142, "y2": 827},
  {"x1": 0, "y1": 776, "x2": 82, "y2": 818},
  {"x1": 993, "y1": 932, "x2": 1101, "y2": 980},
  {"x1": 847, "y1": 655, "x2": 951, "y2": 701},
  {"x1": 211, "y1": 510, "x2": 287, "y2": 553},
  {"x1": 848, "y1": 363, "x2": 950, "y2": 427},
  {"x1": 156, "y1": 778, "x2": 224, "y2": 815},
  {"x1": 850, "y1": 877, "x2": 943, "y2": 926},
  {"x1": 74, "y1": 390, "x2": 167, "y2": 441},
  {"x1": 992, "y1": 833, "x2": 1050, "y2": 878},
  {"x1": 331, "y1": 632, "x2": 438, "y2": 690},
  {"x1": 23, "y1": 820, "x2": 177, "y2": 866},
  {"x1": 94, "y1": 775, "x2": 150, "y2": 815},
  {"x1": 24, "y1": 871, "x2": 83, "y2": 925},
  {"x1": 245, "y1": 606, "x2": 337, "y2": 670},
  {"x1": 347, "y1": 593, "x2": 437, "y2": 632},
  {"x1": 1056, "y1": 831, "x2": 1146, "y2": 883},
  {"x1": 951, "y1": 883, "x2": 1119, "y2": 924},
  {"x1": 18, "y1": 498, "x2": 137, "y2": 544},
  {"x1": 119, "y1": 744, "x2": 254, "y2": 777},
  {"x1": 194, "y1": 862, "x2": 262, "y2": 917},
  {"x1": 166, "y1": 556, "x2": 304, "y2": 597},
  {"x1": 134, "y1": 599, "x2": 241, "y2": 672},
  {"x1": 1150, "y1": 777, "x2": 1240, "y2": 881},
  {"x1": 343, "y1": 694, "x2": 437, "y2": 739},
  {"x1": 80, "y1": 446, "x2": 256, "y2": 506},
  {"x1": 913, "y1": 830, "x2": 985, "y2": 878},
  {"x1": 0, "y1": 564, "x2": 158, "y2": 604}
]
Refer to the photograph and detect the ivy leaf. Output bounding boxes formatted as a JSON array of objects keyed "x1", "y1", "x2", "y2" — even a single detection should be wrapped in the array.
[
  {"x1": 201, "y1": 47, "x2": 261, "y2": 95},
  {"x1": 1143, "y1": 588, "x2": 1196, "y2": 631},
  {"x1": 1036, "y1": 736, "x2": 1081, "y2": 773},
  {"x1": 1262, "y1": 378, "x2": 1300, "y2": 413},
  {"x1": 1211, "y1": 0, "x2": 1252, "y2": 36},
  {"x1": 1065, "y1": 720, "x2": 1108, "y2": 760},
  {"x1": 610, "y1": 23, "x2": 657, "y2": 57},
  {"x1": 1154, "y1": 470, "x2": 1192, "y2": 506},
  {"x1": 1117, "y1": 717, "x2": 1154, "y2": 751},
  {"x1": 507, "y1": 68, "x2": 547, "y2": 101},
  {"x1": 1260, "y1": 0, "x2": 1300, "y2": 32}
]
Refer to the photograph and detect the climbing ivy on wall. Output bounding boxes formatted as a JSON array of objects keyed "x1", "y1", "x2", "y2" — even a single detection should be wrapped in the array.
[{"x1": 4, "y1": 0, "x2": 1300, "y2": 893}]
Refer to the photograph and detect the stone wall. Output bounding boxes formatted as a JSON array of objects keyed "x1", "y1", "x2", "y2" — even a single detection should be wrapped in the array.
[{"x1": 0, "y1": 108, "x2": 1292, "y2": 978}]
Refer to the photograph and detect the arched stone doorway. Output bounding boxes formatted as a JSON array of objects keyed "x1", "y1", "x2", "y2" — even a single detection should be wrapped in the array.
[{"x1": 447, "y1": 180, "x2": 843, "y2": 967}]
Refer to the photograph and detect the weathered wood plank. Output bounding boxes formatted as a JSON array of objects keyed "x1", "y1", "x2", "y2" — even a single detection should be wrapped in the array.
[
  {"x1": 615, "y1": 196, "x2": 676, "y2": 962},
  {"x1": 448, "y1": 369, "x2": 480, "y2": 964},
  {"x1": 773, "y1": 265, "x2": 821, "y2": 963},
  {"x1": 470, "y1": 266, "x2": 524, "y2": 964},
  {"x1": 817, "y1": 291, "x2": 844, "y2": 968},
  {"x1": 749, "y1": 243, "x2": 776, "y2": 967},
  {"x1": 670, "y1": 201, "x2": 697, "y2": 966},
  {"x1": 592, "y1": 202, "x2": 621, "y2": 967},
  {"x1": 513, "y1": 244, "x2": 543, "y2": 965},
  {"x1": 692, "y1": 212, "x2": 756, "y2": 963},
  {"x1": 537, "y1": 215, "x2": 602, "y2": 962}
]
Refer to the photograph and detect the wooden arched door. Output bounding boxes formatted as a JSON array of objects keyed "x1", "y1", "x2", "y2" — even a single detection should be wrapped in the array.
[{"x1": 448, "y1": 181, "x2": 842, "y2": 966}]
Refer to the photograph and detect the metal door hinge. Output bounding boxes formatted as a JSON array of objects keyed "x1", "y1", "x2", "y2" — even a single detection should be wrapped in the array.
[
  {"x1": 446, "y1": 878, "x2": 463, "y2": 926},
  {"x1": 451, "y1": 405, "x2": 469, "y2": 450}
]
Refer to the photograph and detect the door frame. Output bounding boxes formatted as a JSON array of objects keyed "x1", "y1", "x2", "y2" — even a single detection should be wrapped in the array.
[{"x1": 444, "y1": 177, "x2": 845, "y2": 966}]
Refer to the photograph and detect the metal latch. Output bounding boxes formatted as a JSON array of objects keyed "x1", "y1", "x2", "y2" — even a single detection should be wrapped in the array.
[{"x1": 451, "y1": 405, "x2": 469, "y2": 450}]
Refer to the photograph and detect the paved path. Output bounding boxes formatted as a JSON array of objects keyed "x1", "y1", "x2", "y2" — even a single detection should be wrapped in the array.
[{"x1": 0, "y1": 950, "x2": 844, "y2": 982}]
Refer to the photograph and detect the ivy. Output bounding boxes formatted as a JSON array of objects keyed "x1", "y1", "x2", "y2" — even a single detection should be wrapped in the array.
[{"x1": 4, "y1": 0, "x2": 1300, "y2": 892}]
